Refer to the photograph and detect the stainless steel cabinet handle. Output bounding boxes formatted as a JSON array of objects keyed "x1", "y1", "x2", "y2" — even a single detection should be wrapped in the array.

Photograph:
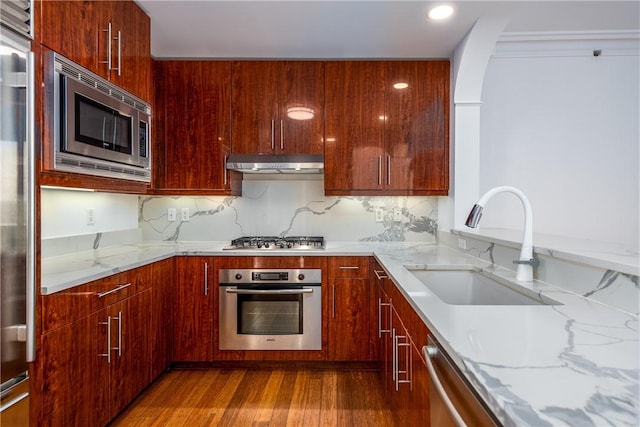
[
  {"x1": 392, "y1": 328, "x2": 397, "y2": 382},
  {"x1": 100, "y1": 316, "x2": 112, "y2": 364},
  {"x1": 0, "y1": 392, "x2": 29, "y2": 413},
  {"x1": 280, "y1": 119, "x2": 284, "y2": 150},
  {"x1": 96, "y1": 283, "x2": 131, "y2": 298},
  {"x1": 204, "y1": 262, "x2": 209, "y2": 296},
  {"x1": 396, "y1": 334, "x2": 411, "y2": 390},
  {"x1": 387, "y1": 155, "x2": 391, "y2": 185},
  {"x1": 114, "y1": 30, "x2": 122, "y2": 76},
  {"x1": 101, "y1": 22, "x2": 112, "y2": 71},
  {"x1": 26, "y1": 51, "x2": 35, "y2": 363},
  {"x1": 378, "y1": 156, "x2": 382, "y2": 185},
  {"x1": 378, "y1": 298, "x2": 391, "y2": 337},
  {"x1": 225, "y1": 288, "x2": 314, "y2": 295},
  {"x1": 271, "y1": 119, "x2": 275, "y2": 150},
  {"x1": 113, "y1": 311, "x2": 122, "y2": 357},
  {"x1": 338, "y1": 266, "x2": 359, "y2": 270},
  {"x1": 332, "y1": 284, "x2": 336, "y2": 318},
  {"x1": 223, "y1": 155, "x2": 228, "y2": 186},
  {"x1": 374, "y1": 269, "x2": 388, "y2": 280},
  {"x1": 423, "y1": 345, "x2": 468, "y2": 427}
]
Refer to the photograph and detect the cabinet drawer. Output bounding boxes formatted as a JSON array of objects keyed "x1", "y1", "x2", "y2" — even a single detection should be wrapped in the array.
[
  {"x1": 328, "y1": 257, "x2": 369, "y2": 278},
  {"x1": 42, "y1": 271, "x2": 133, "y2": 332}
]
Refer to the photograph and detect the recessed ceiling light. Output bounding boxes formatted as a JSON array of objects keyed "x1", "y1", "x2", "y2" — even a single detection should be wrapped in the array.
[
  {"x1": 393, "y1": 82, "x2": 409, "y2": 89},
  {"x1": 427, "y1": 5, "x2": 454, "y2": 21}
]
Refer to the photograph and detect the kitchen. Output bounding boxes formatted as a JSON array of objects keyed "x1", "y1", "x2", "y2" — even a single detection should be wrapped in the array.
[{"x1": 0, "y1": 1, "x2": 638, "y2": 426}]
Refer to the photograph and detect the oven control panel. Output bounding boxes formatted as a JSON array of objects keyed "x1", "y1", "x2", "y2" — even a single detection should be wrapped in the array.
[{"x1": 219, "y1": 269, "x2": 321, "y2": 285}]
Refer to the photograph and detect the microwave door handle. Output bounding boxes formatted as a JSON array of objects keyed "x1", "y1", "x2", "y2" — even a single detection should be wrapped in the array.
[{"x1": 102, "y1": 117, "x2": 107, "y2": 145}]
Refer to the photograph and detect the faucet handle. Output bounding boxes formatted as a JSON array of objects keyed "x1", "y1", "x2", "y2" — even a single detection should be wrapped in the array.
[{"x1": 513, "y1": 258, "x2": 540, "y2": 267}]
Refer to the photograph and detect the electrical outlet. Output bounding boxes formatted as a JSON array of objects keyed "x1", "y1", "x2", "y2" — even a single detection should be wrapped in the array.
[
  {"x1": 393, "y1": 207, "x2": 402, "y2": 222},
  {"x1": 181, "y1": 207, "x2": 190, "y2": 221},
  {"x1": 375, "y1": 207, "x2": 384, "y2": 222},
  {"x1": 458, "y1": 238, "x2": 467, "y2": 250},
  {"x1": 86, "y1": 208, "x2": 95, "y2": 225},
  {"x1": 167, "y1": 208, "x2": 177, "y2": 222}
]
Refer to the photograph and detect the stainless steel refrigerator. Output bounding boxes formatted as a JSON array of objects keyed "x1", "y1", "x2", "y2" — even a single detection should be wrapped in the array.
[{"x1": 0, "y1": 2, "x2": 35, "y2": 426}]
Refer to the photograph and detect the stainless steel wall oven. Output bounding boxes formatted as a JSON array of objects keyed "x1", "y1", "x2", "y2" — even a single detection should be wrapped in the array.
[{"x1": 219, "y1": 269, "x2": 322, "y2": 351}]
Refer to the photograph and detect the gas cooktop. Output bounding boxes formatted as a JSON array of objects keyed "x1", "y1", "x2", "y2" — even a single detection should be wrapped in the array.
[{"x1": 223, "y1": 236, "x2": 325, "y2": 250}]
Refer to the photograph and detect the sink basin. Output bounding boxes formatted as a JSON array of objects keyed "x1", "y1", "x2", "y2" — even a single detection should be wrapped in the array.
[{"x1": 405, "y1": 266, "x2": 560, "y2": 306}]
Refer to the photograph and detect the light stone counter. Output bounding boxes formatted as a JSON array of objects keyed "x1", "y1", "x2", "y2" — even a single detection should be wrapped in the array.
[{"x1": 41, "y1": 241, "x2": 639, "y2": 426}]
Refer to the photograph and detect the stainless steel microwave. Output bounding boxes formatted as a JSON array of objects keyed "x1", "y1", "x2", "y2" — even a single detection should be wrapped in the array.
[{"x1": 48, "y1": 52, "x2": 151, "y2": 182}]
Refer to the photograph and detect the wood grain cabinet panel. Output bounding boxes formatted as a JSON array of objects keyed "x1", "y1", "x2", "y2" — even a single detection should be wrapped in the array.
[
  {"x1": 325, "y1": 61, "x2": 450, "y2": 196},
  {"x1": 173, "y1": 257, "x2": 214, "y2": 361},
  {"x1": 38, "y1": 0, "x2": 151, "y2": 102},
  {"x1": 325, "y1": 61, "x2": 386, "y2": 193},
  {"x1": 231, "y1": 61, "x2": 324, "y2": 155},
  {"x1": 328, "y1": 257, "x2": 371, "y2": 361},
  {"x1": 152, "y1": 61, "x2": 231, "y2": 193}
]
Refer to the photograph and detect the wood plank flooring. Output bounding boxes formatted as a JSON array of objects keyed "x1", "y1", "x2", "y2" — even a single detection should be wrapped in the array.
[{"x1": 110, "y1": 367, "x2": 394, "y2": 427}]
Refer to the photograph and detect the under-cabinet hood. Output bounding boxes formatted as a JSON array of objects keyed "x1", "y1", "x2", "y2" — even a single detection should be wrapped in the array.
[{"x1": 226, "y1": 154, "x2": 324, "y2": 174}]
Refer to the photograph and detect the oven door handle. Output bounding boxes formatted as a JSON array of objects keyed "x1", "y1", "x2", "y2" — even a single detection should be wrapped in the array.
[{"x1": 225, "y1": 288, "x2": 315, "y2": 295}]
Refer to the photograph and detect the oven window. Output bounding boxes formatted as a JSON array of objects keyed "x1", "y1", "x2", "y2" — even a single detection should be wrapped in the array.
[
  {"x1": 238, "y1": 294, "x2": 303, "y2": 335},
  {"x1": 75, "y1": 93, "x2": 132, "y2": 153}
]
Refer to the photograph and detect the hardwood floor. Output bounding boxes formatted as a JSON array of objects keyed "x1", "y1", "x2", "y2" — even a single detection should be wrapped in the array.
[{"x1": 110, "y1": 367, "x2": 394, "y2": 427}]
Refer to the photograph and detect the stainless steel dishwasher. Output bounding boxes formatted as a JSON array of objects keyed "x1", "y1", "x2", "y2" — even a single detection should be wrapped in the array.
[{"x1": 423, "y1": 336, "x2": 500, "y2": 427}]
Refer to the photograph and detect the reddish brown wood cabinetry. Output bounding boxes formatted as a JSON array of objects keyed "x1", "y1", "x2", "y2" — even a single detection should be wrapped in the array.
[
  {"x1": 152, "y1": 61, "x2": 232, "y2": 194},
  {"x1": 173, "y1": 257, "x2": 214, "y2": 361},
  {"x1": 370, "y1": 259, "x2": 430, "y2": 425},
  {"x1": 34, "y1": 262, "x2": 171, "y2": 426},
  {"x1": 327, "y1": 257, "x2": 371, "y2": 361},
  {"x1": 231, "y1": 61, "x2": 324, "y2": 155},
  {"x1": 325, "y1": 61, "x2": 450, "y2": 196},
  {"x1": 38, "y1": 0, "x2": 151, "y2": 102}
]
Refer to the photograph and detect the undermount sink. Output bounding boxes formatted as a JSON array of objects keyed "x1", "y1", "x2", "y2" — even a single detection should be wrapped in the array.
[{"x1": 404, "y1": 266, "x2": 561, "y2": 306}]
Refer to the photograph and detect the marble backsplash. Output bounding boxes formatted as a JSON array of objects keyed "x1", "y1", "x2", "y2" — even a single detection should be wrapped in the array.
[{"x1": 139, "y1": 180, "x2": 440, "y2": 243}]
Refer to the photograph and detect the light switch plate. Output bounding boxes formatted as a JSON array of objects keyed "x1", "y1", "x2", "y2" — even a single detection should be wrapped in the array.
[
  {"x1": 167, "y1": 208, "x2": 176, "y2": 222},
  {"x1": 458, "y1": 238, "x2": 467, "y2": 249},
  {"x1": 375, "y1": 207, "x2": 384, "y2": 222},
  {"x1": 181, "y1": 207, "x2": 190, "y2": 221}
]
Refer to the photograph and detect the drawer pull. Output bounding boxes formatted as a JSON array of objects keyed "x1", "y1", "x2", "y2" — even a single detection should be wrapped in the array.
[
  {"x1": 96, "y1": 283, "x2": 131, "y2": 298},
  {"x1": 338, "y1": 266, "x2": 360, "y2": 270},
  {"x1": 374, "y1": 270, "x2": 388, "y2": 280}
]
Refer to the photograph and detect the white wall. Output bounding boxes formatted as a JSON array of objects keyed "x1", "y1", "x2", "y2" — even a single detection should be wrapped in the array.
[
  {"x1": 478, "y1": 35, "x2": 639, "y2": 249},
  {"x1": 41, "y1": 188, "x2": 139, "y2": 238}
]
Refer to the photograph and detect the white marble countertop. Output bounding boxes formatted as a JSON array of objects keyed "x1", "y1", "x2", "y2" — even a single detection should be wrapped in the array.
[{"x1": 41, "y1": 241, "x2": 639, "y2": 426}]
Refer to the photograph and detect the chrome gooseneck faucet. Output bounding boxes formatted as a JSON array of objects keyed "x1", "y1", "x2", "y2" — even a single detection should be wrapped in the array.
[{"x1": 465, "y1": 186, "x2": 539, "y2": 281}]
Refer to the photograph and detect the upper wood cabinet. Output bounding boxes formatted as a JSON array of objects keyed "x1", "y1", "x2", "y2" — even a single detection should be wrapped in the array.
[
  {"x1": 38, "y1": 0, "x2": 151, "y2": 102},
  {"x1": 325, "y1": 61, "x2": 450, "y2": 196},
  {"x1": 231, "y1": 61, "x2": 324, "y2": 155},
  {"x1": 152, "y1": 61, "x2": 232, "y2": 194}
]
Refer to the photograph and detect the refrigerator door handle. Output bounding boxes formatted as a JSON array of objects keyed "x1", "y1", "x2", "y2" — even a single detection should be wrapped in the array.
[{"x1": 26, "y1": 51, "x2": 36, "y2": 363}]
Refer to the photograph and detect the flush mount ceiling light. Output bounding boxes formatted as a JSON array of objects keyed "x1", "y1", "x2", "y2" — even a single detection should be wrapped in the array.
[
  {"x1": 427, "y1": 5, "x2": 454, "y2": 21},
  {"x1": 287, "y1": 106, "x2": 314, "y2": 120},
  {"x1": 393, "y1": 82, "x2": 409, "y2": 89}
]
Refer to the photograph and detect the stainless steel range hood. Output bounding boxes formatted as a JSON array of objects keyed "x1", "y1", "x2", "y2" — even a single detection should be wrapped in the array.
[{"x1": 226, "y1": 154, "x2": 324, "y2": 174}]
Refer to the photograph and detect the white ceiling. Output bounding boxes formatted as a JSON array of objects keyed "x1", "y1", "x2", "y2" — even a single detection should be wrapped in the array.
[{"x1": 135, "y1": 1, "x2": 640, "y2": 59}]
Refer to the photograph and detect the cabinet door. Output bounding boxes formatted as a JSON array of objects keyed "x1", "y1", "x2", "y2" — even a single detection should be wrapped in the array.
[
  {"x1": 36, "y1": 310, "x2": 111, "y2": 427},
  {"x1": 325, "y1": 61, "x2": 386, "y2": 193},
  {"x1": 173, "y1": 257, "x2": 214, "y2": 361},
  {"x1": 154, "y1": 61, "x2": 231, "y2": 191},
  {"x1": 110, "y1": 290, "x2": 153, "y2": 416},
  {"x1": 231, "y1": 61, "x2": 279, "y2": 154},
  {"x1": 385, "y1": 61, "x2": 450, "y2": 194},
  {"x1": 277, "y1": 61, "x2": 324, "y2": 154},
  {"x1": 328, "y1": 278, "x2": 370, "y2": 360},
  {"x1": 150, "y1": 259, "x2": 174, "y2": 379},
  {"x1": 108, "y1": 0, "x2": 151, "y2": 101},
  {"x1": 39, "y1": 0, "x2": 108, "y2": 79}
]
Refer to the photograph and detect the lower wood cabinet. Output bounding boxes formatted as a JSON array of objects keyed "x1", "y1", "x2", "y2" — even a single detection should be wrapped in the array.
[
  {"x1": 371, "y1": 259, "x2": 430, "y2": 425},
  {"x1": 35, "y1": 262, "x2": 171, "y2": 426},
  {"x1": 327, "y1": 257, "x2": 371, "y2": 361},
  {"x1": 173, "y1": 256, "x2": 214, "y2": 361}
]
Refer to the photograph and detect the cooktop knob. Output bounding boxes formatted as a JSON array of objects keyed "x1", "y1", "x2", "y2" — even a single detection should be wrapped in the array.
[
  {"x1": 235, "y1": 273, "x2": 242, "y2": 280},
  {"x1": 298, "y1": 273, "x2": 305, "y2": 281},
  {"x1": 264, "y1": 242, "x2": 270, "y2": 248},
  {"x1": 287, "y1": 242, "x2": 293, "y2": 248},
  {"x1": 279, "y1": 242, "x2": 285, "y2": 248}
]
